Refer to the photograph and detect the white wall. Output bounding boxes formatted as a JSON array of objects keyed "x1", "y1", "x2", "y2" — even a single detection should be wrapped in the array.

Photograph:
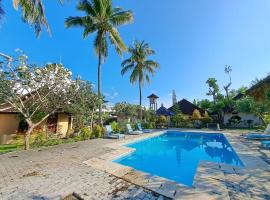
[{"x1": 224, "y1": 113, "x2": 262, "y2": 127}]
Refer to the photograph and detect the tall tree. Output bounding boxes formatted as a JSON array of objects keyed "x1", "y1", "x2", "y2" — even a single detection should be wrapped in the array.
[
  {"x1": 65, "y1": 0, "x2": 133, "y2": 125},
  {"x1": 67, "y1": 81, "x2": 100, "y2": 132},
  {"x1": 0, "y1": 0, "x2": 64, "y2": 36},
  {"x1": 121, "y1": 41, "x2": 159, "y2": 121},
  {"x1": 0, "y1": 52, "x2": 79, "y2": 150},
  {"x1": 223, "y1": 65, "x2": 232, "y2": 106},
  {"x1": 206, "y1": 78, "x2": 219, "y2": 103}
]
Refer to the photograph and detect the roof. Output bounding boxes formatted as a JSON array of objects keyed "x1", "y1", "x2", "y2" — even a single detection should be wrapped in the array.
[
  {"x1": 234, "y1": 74, "x2": 270, "y2": 101},
  {"x1": 168, "y1": 99, "x2": 205, "y2": 116},
  {"x1": 0, "y1": 103, "x2": 18, "y2": 113},
  {"x1": 247, "y1": 74, "x2": 270, "y2": 94},
  {"x1": 147, "y1": 93, "x2": 159, "y2": 99},
  {"x1": 156, "y1": 105, "x2": 174, "y2": 116}
]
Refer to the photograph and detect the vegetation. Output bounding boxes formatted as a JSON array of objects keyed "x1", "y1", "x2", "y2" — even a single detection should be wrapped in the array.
[
  {"x1": 0, "y1": 52, "x2": 80, "y2": 150},
  {"x1": 0, "y1": 0, "x2": 65, "y2": 36},
  {"x1": 65, "y1": 0, "x2": 133, "y2": 125},
  {"x1": 121, "y1": 41, "x2": 159, "y2": 121},
  {"x1": 67, "y1": 81, "x2": 100, "y2": 133}
]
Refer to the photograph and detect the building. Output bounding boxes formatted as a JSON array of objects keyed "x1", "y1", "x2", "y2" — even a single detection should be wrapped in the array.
[
  {"x1": 168, "y1": 99, "x2": 205, "y2": 116},
  {"x1": 147, "y1": 93, "x2": 159, "y2": 111},
  {"x1": 223, "y1": 75, "x2": 270, "y2": 127},
  {"x1": 0, "y1": 102, "x2": 73, "y2": 144}
]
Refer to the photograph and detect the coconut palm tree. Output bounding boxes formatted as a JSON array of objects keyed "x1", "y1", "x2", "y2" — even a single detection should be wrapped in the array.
[
  {"x1": 0, "y1": 0, "x2": 64, "y2": 36},
  {"x1": 121, "y1": 41, "x2": 159, "y2": 121},
  {"x1": 65, "y1": 0, "x2": 133, "y2": 125}
]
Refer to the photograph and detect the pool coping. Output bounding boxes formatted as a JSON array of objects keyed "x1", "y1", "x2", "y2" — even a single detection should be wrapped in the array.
[{"x1": 83, "y1": 129, "x2": 270, "y2": 199}]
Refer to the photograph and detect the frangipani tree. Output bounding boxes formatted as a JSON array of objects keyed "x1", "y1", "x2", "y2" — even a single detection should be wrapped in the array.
[
  {"x1": 0, "y1": 51, "x2": 80, "y2": 149},
  {"x1": 67, "y1": 81, "x2": 100, "y2": 132}
]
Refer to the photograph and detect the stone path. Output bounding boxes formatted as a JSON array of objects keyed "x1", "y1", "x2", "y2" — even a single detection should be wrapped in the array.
[
  {"x1": 0, "y1": 138, "x2": 165, "y2": 200},
  {"x1": 0, "y1": 130, "x2": 270, "y2": 200}
]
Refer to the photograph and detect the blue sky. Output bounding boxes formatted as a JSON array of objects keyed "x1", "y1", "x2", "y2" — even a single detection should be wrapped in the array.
[{"x1": 1, "y1": 0, "x2": 270, "y2": 108}]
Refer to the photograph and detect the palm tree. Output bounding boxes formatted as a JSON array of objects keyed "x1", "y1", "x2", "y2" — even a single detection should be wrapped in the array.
[
  {"x1": 65, "y1": 0, "x2": 133, "y2": 125},
  {"x1": 0, "y1": 0, "x2": 64, "y2": 36},
  {"x1": 121, "y1": 41, "x2": 159, "y2": 121}
]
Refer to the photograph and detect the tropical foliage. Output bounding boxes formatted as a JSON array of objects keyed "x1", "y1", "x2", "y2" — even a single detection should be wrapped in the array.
[
  {"x1": 121, "y1": 40, "x2": 159, "y2": 120},
  {"x1": 67, "y1": 81, "x2": 100, "y2": 132},
  {"x1": 0, "y1": 0, "x2": 64, "y2": 36},
  {"x1": 65, "y1": 0, "x2": 133, "y2": 125},
  {"x1": 0, "y1": 51, "x2": 80, "y2": 150}
]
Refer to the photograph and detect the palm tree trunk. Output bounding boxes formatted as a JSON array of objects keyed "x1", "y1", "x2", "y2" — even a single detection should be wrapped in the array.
[
  {"x1": 139, "y1": 83, "x2": 142, "y2": 121},
  {"x1": 97, "y1": 40, "x2": 103, "y2": 126}
]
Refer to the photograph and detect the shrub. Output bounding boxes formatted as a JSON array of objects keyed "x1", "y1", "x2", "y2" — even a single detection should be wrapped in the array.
[
  {"x1": 157, "y1": 115, "x2": 167, "y2": 124},
  {"x1": 171, "y1": 113, "x2": 187, "y2": 127},
  {"x1": 200, "y1": 116, "x2": 212, "y2": 127},
  {"x1": 191, "y1": 109, "x2": 202, "y2": 120},
  {"x1": 92, "y1": 125, "x2": 103, "y2": 138},
  {"x1": 80, "y1": 127, "x2": 91, "y2": 140},
  {"x1": 110, "y1": 121, "x2": 120, "y2": 133},
  {"x1": 262, "y1": 114, "x2": 270, "y2": 126},
  {"x1": 31, "y1": 132, "x2": 62, "y2": 147}
]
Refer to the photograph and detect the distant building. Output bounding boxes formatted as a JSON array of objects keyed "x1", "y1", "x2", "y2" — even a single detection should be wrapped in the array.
[
  {"x1": 156, "y1": 104, "x2": 174, "y2": 116},
  {"x1": 168, "y1": 99, "x2": 205, "y2": 116},
  {"x1": 172, "y1": 90, "x2": 177, "y2": 106},
  {"x1": 147, "y1": 93, "x2": 159, "y2": 111},
  {"x1": 156, "y1": 98, "x2": 205, "y2": 117}
]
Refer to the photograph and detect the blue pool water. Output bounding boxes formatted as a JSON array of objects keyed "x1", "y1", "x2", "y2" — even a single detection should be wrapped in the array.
[{"x1": 114, "y1": 131, "x2": 243, "y2": 186}]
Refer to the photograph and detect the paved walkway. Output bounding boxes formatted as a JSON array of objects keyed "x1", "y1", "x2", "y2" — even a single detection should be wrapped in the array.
[
  {"x1": 0, "y1": 137, "x2": 165, "y2": 200},
  {"x1": 0, "y1": 130, "x2": 270, "y2": 200}
]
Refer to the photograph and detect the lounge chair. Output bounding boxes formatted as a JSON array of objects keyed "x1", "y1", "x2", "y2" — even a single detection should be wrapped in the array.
[
  {"x1": 244, "y1": 124, "x2": 270, "y2": 140},
  {"x1": 105, "y1": 125, "x2": 125, "y2": 139},
  {"x1": 261, "y1": 141, "x2": 270, "y2": 149},
  {"x1": 136, "y1": 123, "x2": 152, "y2": 133},
  {"x1": 126, "y1": 124, "x2": 142, "y2": 135}
]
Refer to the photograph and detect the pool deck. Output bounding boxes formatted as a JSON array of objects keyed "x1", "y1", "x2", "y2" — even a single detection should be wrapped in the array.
[
  {"x1": 0, "y1": 129, "x2": 270, "y2": 199},
  {"x1": 84, "y1": 129, "x2": 270, "y2": 200}
]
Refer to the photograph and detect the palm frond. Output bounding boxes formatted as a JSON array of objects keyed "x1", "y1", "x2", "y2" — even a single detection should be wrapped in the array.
[
  {"x1": 77, "y1": 0, "x2": 95, "y2": 16},
  {"x1": 109, "y1": 27, "x2": 126, "y2": 55},
  {"x1": 110, "y1": 10, "x2": 133, "y2": 26},
  {"x1": 65, "y1": 16, "x2": 85, "y2": 28},
  {"x1": 121, "y1": 58, "x2": 132, "y2": 67},
  {"x1": 121, "y1": 63, "x2": 134, "y2": 75},
  {"x1": 0, "y1": 0, "x2": 4, "y2": 19},
  {"x1": 15, "y1": 0, "x2": 50, "y2": 36}
]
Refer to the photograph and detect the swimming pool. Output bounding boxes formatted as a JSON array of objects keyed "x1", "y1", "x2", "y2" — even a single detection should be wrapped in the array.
[{"x1": 114, "y1": 131, "x2": 243, "y2": 186}]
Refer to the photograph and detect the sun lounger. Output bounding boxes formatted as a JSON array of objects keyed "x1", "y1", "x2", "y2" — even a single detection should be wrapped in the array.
[
  {"x1": 126, "y1": 124, "x2": 142, "y2": 135},
  {"x1": 105, "y1": 125, "x2": 125, "y2": 139},
  {"x1": 136, "y1": 123, "x2": 152, "y2": 133},
  {"x1": 261, "y1": 141, "x2": 270, "y2": 149},
  {"x1": 244, "y1": 124, "x2": 270, "y2": 140}
]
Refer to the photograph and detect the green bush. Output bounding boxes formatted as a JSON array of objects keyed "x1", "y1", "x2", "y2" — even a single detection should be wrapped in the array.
[
  {"x1": 92, "y1": 125, "x2": 103, "y2": 138},
  {"x1": 31, "y1": 132, "x2": 62, "y2": 147},
  {"x1": 110, "y1": 121, "x2": 120, "y2": 133},
  {"x1": 80, "y1": 127, "x2": 91, "y2": 140}
]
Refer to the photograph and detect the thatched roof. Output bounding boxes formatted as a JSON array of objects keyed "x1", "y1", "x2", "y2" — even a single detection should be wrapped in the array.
[
  {"x1": 168, "y1": 99, "x2": 205, "y2": 116},
  {"x1": 234, "y1": 74, "x2": 270, "y2": 101}
]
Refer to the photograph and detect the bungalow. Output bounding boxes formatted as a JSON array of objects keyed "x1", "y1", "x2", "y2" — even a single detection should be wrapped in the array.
[
  {"x1": 0, "y1": 102, "x2": 73, "y2": 144},
  {"x1": 223, "y1": 75, "x2": 270, "y2": 127},
  {"x1": 156, "y1": 99, "x2": 206, "y2": 117},
  {"x1": 168, "y1": 99, "x2": 205, "y2": 116}
]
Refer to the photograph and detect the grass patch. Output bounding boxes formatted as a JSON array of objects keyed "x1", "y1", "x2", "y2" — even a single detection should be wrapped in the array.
[{"x1": 0, "y1": 144, "x2": 21, "y2": 154}]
